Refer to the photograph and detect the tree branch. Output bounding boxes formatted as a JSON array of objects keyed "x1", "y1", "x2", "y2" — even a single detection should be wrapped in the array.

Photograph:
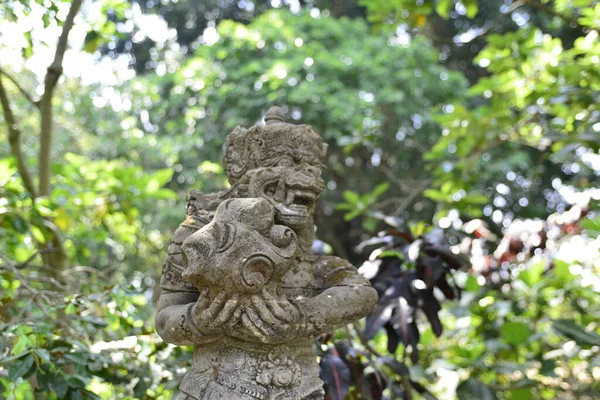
[
  {"x1": 522, "y1": 0, "x2": 581, "y2": 27},
  {"x1": 0, "y1": 75, "x2": 38, "y2": 198},
  {"x1": 0, "y1": 67, "x2": 39, "y2": 108},
  {"x1": 392, "y1": 179, "x2": 431, "y2": 217},
  {"x1": 38, "y1": 0, "x2": 83, "y2": 197}
]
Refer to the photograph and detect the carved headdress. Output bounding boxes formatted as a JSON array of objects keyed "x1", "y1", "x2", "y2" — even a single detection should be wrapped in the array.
[{"x1": 223, "y1": 106, "x2": 328, "y2": 184}]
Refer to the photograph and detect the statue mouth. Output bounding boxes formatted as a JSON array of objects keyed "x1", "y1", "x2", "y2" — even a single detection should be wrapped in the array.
[
  {"x1": 286, "y1": 188, "x2": 316, "y2": 211},
  {"x1": 264, "y1": 185, "x2": 319, "y2": 227}
]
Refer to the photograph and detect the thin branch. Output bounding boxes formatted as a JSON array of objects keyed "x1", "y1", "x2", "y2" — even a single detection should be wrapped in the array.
[
  {"x1": 38, "y1": 0, "x2": 83, "y2": 197},
  {"x1": 61, "y1": 265, "x2": 108, "y2": 278},
  {"x1": 15, "y1": 248, "x2": 59, "y2": 270},
  {"x1": 45, "y1": 0, "x2": 83, "y2": 91},
  {"x1": 522, "y1": 0, "x2": 581, "y2": 27},
  {"x1": 350, "y1": 323, "x2": 382, "y2": 358},
  {"x1": 0, "y1": 75, "x2": 38, "y2": 198},
  {"x1": 0, "y1": 67, "x2": 39, "y2": 108},
  {"x1": 506, "y1": 0, "x2": 525, "y2": 14},
  {"x1": 372, "y1": 196, "x2": 405, "y2": 211},
  {"x1": 392, "y1": 179, "x2": 431, "y2": 217}
]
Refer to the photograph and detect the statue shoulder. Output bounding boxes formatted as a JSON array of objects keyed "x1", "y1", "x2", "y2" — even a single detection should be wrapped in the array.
[{"x1": 161, "y1": 190, "x2": 223, "y2": 292}]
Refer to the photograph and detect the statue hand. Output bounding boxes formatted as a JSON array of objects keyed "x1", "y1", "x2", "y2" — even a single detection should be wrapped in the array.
[
  {"x1": 191, "y1": 289, "x2": 241, "y2": 335},
  {"x1": 241, "y1": 289, "x2": 300, "y2": 343}
]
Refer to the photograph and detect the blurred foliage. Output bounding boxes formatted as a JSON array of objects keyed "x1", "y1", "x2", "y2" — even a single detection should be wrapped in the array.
[{"x1": 1, "y1": 0, "x2": 599, "y2": 399}]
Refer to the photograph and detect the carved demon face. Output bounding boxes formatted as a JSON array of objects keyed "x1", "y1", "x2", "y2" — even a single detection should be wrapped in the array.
[
  {"x1": 181, "y1": 198, "x2": 297, "y2": 294},
  {"x1": 245, "y1": 158, "x2": 324, "y2": 230},
  {"x1": 223, "y1": 112, "x2": 327, "y2": 232}
]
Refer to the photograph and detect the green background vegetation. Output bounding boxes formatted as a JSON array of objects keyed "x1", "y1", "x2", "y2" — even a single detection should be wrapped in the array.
[{"x1": 0, "y1": 0, "x2": 599, "y2": 399}]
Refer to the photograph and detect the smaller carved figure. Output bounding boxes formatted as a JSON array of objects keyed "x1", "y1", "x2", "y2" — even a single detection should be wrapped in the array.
[{"x1": 182, "y1": 197, "x2": 298, "y2": 296}]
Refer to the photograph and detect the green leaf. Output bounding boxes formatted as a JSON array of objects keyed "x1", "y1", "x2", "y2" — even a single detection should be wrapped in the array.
[
  {"x1": 508, "y1": 388, "x2": 533, "y2": 400},
  {"x1": 343, "y1": 208, "x2": 363, "y2": 221},
  {"x1": 552, "y1": 319, "x2": 600, "y2": 346},
  {"x1": 343, "y1": 190, "x2": 361, "y2": 205},
  {"x1": 68, "y1": 389, "x2": 84, "y2": 400},
  {"x1": 435, "y1": 0, "x2": 453, "y2": 19},
  {"x1": 64, "y1": 352, "x2": 88, "y2": 365},
  {"x1": 49, "y1": 376, "x2": 69, "y2": 399},
  {"x1": 581, "y1": 216, "x2": 600, "y2": 238},
  {"x1": 456, "y1": 378, "x2": 494, "y2": 400},
  {"x1": 67, "y1": 375, "x2": 88, "y2": 389},
  {"x1": 371, "y1": 182, "x2": 390, "y2": 198},
  {"x1": 0, "y1": 158, "x2": 17, "y2": 182},
  {"x1": 334, "y1": 203, "x2": 354, "y2": 211},
  {"x1": 463, "y1": 0, "x2": 479, "y2": 18},
  {"x1": 518, "y1": 260, "x2": 544, "y2": 287},
  {"x1": 553, "y1": 260, "x2": 574, "y2": 285},
  {"x1": 464, "y1": 275, "x2": 479, "y2": 292},
  {"x1": 501, "y1": 321, "x2": 531, "y2": 345},
  {"x1": 34, "y1": 349, "x2": 50, "y2": 364},
  {"x1": 30, "y1": 225, "x2": 47, "y2": 244},
  {"x1": 362, "y1": 217, "x2": 377, "y2": 232},
  {"x1": 424, "y1": 189, "x2": 448, "y2": 202},
  {"x1": 83, "y1": 30, "x2": 103, "y2": 53},
  {"x1": 150, "y1": 168, "x2": 174, "y2": 187},
  {"x1": 8, "y1": 353, "x2": 34, "y2": 381}
]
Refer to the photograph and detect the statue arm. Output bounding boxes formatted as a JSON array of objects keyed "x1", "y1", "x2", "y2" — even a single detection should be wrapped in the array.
[
  {"x1": 155, "y1": 219, "x2": 217, "y2": 345},
  {"x1": 155, "y1": 288, "x2": 203, "y2": 346},
  {"x1": 297, "y1": 256, "x2": 378, "y2": 334}
]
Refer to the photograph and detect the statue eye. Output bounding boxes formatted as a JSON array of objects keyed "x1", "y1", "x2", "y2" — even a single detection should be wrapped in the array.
[
  {"x1": 265, "y1": 185, "x2": 276, "y2": 197},
  {"x1": 277, "y1": 157, "x2": 294, "y2": 167}
]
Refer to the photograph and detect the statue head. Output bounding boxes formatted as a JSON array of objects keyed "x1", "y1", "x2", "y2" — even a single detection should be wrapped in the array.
[
  {"x1": 181, "y1": 197, "x2": 297, "y2": 294},
  {"x1": 223, "y1": 106, "x2": 327, "y2": 232}
]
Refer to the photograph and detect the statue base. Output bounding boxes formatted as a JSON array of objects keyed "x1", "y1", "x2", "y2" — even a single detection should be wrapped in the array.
[{"x1": 178, "y1": 339, "x2": 324, "y2": 400}]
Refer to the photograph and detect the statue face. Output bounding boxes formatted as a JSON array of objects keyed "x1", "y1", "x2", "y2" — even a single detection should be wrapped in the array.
[
  {"x1": 245, "y1": 155, "x2": 324, "y2": 230},
  {"x1": 181, "y1": 198, "x2": 297, "y2": 294}
]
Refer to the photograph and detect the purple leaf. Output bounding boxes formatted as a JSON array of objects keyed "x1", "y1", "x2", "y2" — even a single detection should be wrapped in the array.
[{"x1": 321, "y1": 349, "x2": 352, "y2": 400}]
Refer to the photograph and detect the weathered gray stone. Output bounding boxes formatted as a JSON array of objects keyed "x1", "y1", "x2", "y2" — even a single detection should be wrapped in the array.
[{"x1": 155, "y1": 106, "x2": 378, "y2": 400}]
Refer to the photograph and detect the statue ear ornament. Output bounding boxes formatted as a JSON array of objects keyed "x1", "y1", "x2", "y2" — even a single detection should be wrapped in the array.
[{"x1": 213, "y1": 222, "x2": 237, "y2": 254}]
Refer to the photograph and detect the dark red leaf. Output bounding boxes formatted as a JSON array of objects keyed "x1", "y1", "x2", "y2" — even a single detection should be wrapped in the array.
[
  {"x1": 421, "y1": 291, "x2": 443, "y2": 337},
  {"x1": 422, "y1": 244, "x2": 468, "y2": 270},
  {"x1": 435, "y1": 276, "x2": 456, "y2": 300},
  {"x1": 384, "y1": 322, "x2": 400, "y2": 353},
  {"x1": 321, "y1": 349, "x2": 352, "y2": 400}
]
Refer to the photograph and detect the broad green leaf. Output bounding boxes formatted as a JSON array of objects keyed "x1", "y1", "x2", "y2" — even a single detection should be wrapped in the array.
[
  {"x1": 30, "y1": 225, "x2": 47, "y2": 244},
  {"x1": 49, "y1": 376, "x2": 69, "y2": 398},
  {"x1": 518, "y1": 260, "x2": 544, "y2": 287},
  {"x1": 464, "y1": 275, "x2": 479, "y2": 292},
  {"x1": 343, "y1": 190, "x2": 361, "y2": 205},
  {"x1": 552, "y1": 319, "x2": 600, "y2": 346},
  {"x1": 8, "y1": 353, "x2": 34, "y2": 381},
  {"x1": 456, "y1": 378, "x2": 494, "y2": 400},
  {"x1": 508, "y1": 388, "x2": 533, "y2": 400},
  {"x1": 83, "y1": 30, "x2": 103, "y2": 53},
  {"x1": 150, "y1": 168, "x2": 174, "y2": 187},
  {"x1": 435, "y1": 0, "x2": 453, "y2": 18},
  {"x1": 463, "y1": 0, "x2": 479, "y2": 18},
  {"x1": 424, "y1": 189, "x2": 448, "y2": 202},
  {"x1": 553, "y1": 260, "x2": 574, "y2": 285},
  {"x1": 501, "y1": 321, "x2": 531, "y2": 345},
  {"x1": 371, "y1": 182, "x2": 390, "y2": 198},
  {"x1": 0, "y1": 158, "x2": 17, "y2": 182}
]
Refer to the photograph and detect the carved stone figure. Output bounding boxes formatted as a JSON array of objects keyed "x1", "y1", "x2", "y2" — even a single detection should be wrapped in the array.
[{"x1": 155, "y1": 106, "x2": 378, "y2": 400}]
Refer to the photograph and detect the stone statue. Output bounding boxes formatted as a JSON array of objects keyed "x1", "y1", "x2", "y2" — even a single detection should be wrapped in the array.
[{"x1": 155, "y1": 106, "x2": 378, "y2": 400}]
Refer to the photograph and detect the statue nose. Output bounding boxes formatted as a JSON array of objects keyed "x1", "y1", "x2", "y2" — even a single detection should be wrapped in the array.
[
  {"x1": 182, "y1": 237, "x2": 211, "y2": 264},
  {"x1": 302, "y1": 165, "x2": 320, "y2": 177}
]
